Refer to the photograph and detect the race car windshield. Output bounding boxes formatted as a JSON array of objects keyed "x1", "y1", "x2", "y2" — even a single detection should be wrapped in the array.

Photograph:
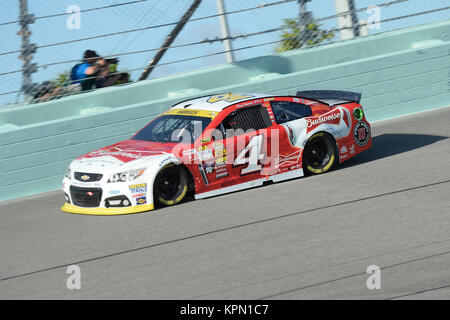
[{"x1": 132, "y1": 115, "x2": 211, "y2": 143}]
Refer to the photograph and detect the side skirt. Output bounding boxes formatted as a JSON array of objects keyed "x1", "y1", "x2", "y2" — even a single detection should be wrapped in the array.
[{"x1": 195, "y1": 168, "x2": 304, "y2": 200}]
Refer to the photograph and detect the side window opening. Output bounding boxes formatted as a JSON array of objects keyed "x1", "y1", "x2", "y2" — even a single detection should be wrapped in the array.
[
  {"x1": 219, "y1": 104, "x2": 272, "y2": 138},
  {"x1": 270, "y1": 101, "x2": 312, "y2": 124}
]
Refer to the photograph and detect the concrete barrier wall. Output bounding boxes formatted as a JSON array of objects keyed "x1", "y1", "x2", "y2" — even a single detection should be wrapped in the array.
[{"x1": 1, "y1": 20, "x2": 449, "y2": 202}]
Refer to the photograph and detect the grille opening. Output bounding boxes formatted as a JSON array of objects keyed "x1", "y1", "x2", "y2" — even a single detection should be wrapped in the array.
[
  {"x1": 70, "y1": 186, "x2": 102, "y2": 207},
  {"x1": 74, "y1": 172, "x2": 103, "y2": 182}
]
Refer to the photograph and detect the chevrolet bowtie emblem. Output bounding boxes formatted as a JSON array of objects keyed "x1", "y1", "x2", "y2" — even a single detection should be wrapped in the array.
[{"x1": 81, "y1": 175, "x2": 90, "y2": 181}]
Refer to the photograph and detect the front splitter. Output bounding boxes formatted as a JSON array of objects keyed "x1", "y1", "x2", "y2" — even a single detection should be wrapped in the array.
[{"x1": 61, "y1": 203, "x2": 154, "y2": 215}]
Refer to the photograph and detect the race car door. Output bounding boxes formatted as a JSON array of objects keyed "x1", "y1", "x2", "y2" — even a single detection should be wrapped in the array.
[{"x1": 198, "y1": 103, "x2": 276, "y2": 192}]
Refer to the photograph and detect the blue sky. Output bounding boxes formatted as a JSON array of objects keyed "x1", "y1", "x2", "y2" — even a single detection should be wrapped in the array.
[{"x1": 0, "y1": 0, "x2": 448, "y2": 106}]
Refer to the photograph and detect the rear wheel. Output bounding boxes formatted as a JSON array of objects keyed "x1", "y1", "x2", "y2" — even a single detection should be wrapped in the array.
[
  {"x1": 154, "y1": 164, "x2": 188, "y2": 206},
  {"x1": 303, "y1": 133, "x2": 336, "y2": 175}
]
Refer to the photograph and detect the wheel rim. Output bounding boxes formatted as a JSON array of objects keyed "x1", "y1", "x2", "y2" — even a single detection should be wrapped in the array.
[
  {"x1": 158, "y1": 167, "x2": 180, "y2": 201},
  {"x1": 305, "y1": 137, "x2": 330, "y2": 169}
]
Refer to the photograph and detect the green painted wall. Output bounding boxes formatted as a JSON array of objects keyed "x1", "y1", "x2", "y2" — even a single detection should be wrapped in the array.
[{"x1": 1, "y1": 20, "x2": 449, "y2": 202}]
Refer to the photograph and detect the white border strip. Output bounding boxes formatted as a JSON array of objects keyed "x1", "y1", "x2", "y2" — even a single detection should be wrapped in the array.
[{"x1": 195, "y1": 168, "x2": 304, "y2": 199}]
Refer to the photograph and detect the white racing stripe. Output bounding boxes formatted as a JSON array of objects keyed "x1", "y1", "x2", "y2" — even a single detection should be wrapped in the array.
[{"x1": 195, "y1": 168, "x2": 304, "y2": 199}]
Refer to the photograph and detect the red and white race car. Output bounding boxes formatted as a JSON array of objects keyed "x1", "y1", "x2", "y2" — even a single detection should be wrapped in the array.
[{"x1": 61, "y1": 91, "x2": 372, "y2": 215}]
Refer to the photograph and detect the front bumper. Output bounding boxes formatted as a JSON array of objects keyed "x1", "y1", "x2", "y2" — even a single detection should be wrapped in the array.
[
  {"x1": 61, "y1": 202, "x2": 154, "y2": 215},
  {"x1": 62, "y1": 175, "x2": 154, "y2": 215}
]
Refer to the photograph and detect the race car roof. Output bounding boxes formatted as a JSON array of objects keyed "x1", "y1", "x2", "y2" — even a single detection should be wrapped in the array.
[{"x1": 169, "y1": 93, "x2": 270, "y2": 112}]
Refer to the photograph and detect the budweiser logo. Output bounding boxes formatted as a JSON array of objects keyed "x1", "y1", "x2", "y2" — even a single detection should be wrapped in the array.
[{"x1": 306, "y1": 110, "x2": 342, "y2": 132}]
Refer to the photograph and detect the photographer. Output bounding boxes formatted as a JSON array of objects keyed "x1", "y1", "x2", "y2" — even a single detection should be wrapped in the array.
[{"x1": 70, "y1": 50, "x2": 107, "y2": 92}]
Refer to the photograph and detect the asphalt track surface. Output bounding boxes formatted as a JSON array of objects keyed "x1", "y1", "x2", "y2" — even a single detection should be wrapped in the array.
[{"x1": 1, "y1": 106, "x2": 450, "y2": 300}]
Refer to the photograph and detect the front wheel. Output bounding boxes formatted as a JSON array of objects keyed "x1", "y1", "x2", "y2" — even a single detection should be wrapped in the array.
[
  {"x1": 302, "y1": 133, "x2": 337, "y2": 175},
  {"x1": 154, "y1": 164, "x2": 188, "y2": 207}
]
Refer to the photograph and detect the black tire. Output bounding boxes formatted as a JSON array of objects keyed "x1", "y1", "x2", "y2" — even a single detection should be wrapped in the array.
[
  {"x1": 154, "y1": 164, "x2": 188, "y2": 206},
  {"x1": 302, "y1": 132, "x2": 337, "y2": 175}
]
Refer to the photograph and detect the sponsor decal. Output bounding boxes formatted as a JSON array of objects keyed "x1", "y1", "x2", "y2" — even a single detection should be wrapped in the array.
[
  {"x1": 340, "y1": 145, "x2": 349, "y2": 159},
  {"x1": 184, "y1": 144, "x2": 225, "y2": 163},
  {"x1": 215, "y1": 149, "x2": 226, "y2": 157},
  {"x1": 197, "y1": 148, "x2": 214, "y2": 161},
  {"x1": 214, "y1": 148, "x2": 226, "y2": 157},
  {"x1": 78, "y1": 157, "x2": 123, "y2": 165},
  {"x1": 129, "y1": 183, "x2": 147, "y2": 194},
  {"x1": 207, "y1": 93, "x2": 253, "y2": 104},
  {"x1": 306, "y1": 109, "x2": 342, "y2": 133},
  {"x1": 236, "y1": 99, "x2": 262, "y2": 108},
  {"x1": 303, "y1": 99, "x2": 319, "y2": 106},
  {"x1": 212, "y1": 143, "x2": 226, "y2": 161},
  {"x1": 353, "y1": 107, "x2": 364, "y2": 120},
  {"x1": 71, "y1": 181, "x2": 101, "y2": 188},
  {"x1": 212, "y1": 142, "x2": 224, "y2": 149},
  {"x1": 293, "y1": 97, "x2": 319, "y2": 106},
  {"x1": 202, "y1": 158, "x2": 215, "y2": 173},
  {"x1": 163, "y1": 109, "x2": 219, "y2": 118},
  {"x1": 236, "y1": 101, "x2": 254, "y2": 108},
  {"x1": 215, "y1": 156, "x2": 227, "y2": 164},
  {"x1": 109, "y1": 190, "x2": 121, "y2": 195},
  {"x1": 201, "y1": 137, "x2": 212, "y2": 144},
  {"x1": 349, "y1": 144, "x2": 355, "y2": 154},
  {"x1": 129, "y1": 183, "x2": 147, "y2": 189},
  {"x1": 132, "y1": 192, "x2": 146, "y2": 198},
  {"x1": 159, "y1": 157, "x2": 172, "y2": 167},
  {"x1": 136, "y1": 197, "x2": 147, "y2": 205},
  {"x1": 86, "y1": 147, "x2": 165, "y2": 160},
  {"x1": 195, "y1": 146, "x2": 214, "y2": 161},
  {"x1": 276, "y1": 150, "x2": 301, "y2": 168},
  {"x1": 182, "y1": 148, "x2": 196, "y2": 159},
  {"x1": 353, "y1": 121, "x2": 370, "y2": 146},
  {"x1": 215, "y1": 162, "x2": 228, "y2": 178}
]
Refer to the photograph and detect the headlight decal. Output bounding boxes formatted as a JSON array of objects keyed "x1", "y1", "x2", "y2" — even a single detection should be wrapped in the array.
[
  {"x1": 108, "y1": 168, "x2": 146, "y2": 183},
  {"x1": 65, "y1": 167, "x2": 72, "y2": 179}
]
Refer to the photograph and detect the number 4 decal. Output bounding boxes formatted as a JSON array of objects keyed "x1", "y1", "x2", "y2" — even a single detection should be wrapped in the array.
[{"x1": 235, "y1": 135, "x2": 265, "y2": 175}]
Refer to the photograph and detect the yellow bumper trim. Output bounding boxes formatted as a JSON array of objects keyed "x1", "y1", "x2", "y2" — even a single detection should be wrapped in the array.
[{"x1": 61, "y1": 203, "x2": 154, "y2": 216}]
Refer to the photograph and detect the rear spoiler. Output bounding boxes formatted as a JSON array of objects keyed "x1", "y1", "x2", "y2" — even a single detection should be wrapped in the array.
[{"x1": 296, "y1": 90, "x2": 362, "y2": 106}]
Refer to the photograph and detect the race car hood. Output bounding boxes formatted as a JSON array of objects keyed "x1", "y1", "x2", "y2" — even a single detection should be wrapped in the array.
[{"x1": 72, "y1": 140, "x2": 179, "y2": 172}]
